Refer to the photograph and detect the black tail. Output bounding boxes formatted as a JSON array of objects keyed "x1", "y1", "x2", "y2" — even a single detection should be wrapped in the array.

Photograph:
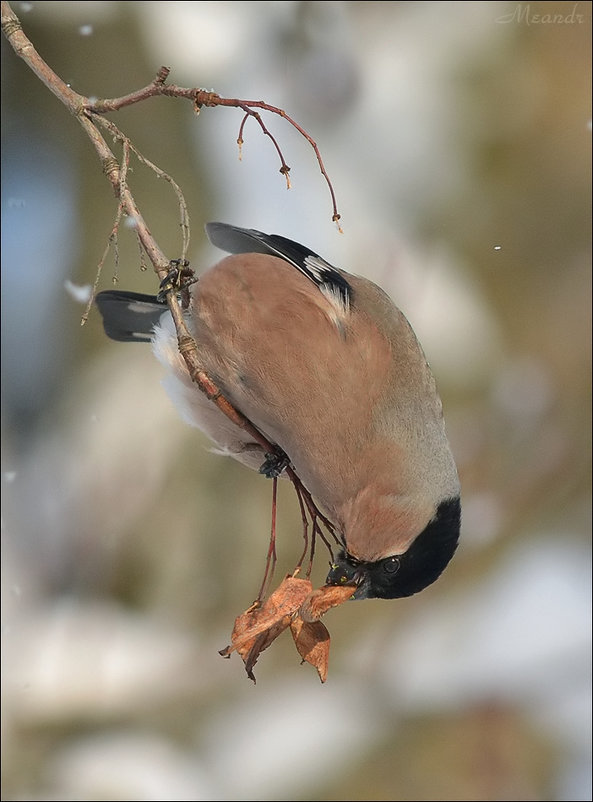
[{"x1": 95, "y1": 290, "x2": 166, "y2": 343}]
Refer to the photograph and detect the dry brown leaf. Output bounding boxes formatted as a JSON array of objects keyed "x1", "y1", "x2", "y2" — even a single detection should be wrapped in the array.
[
  {"x1": 299, "y1": 583, "x2": 357, "y2": 622},
  {"x1": 290, "y1": 617, "x2": 331, "y2": 683},
  {"x1": 241, "y1": 614, "x2": 293, "y2": 682},
  {"x1": 220, "y1": 576, "x2": 356, "y2": 682},
  {"x1": 219, "y1": 575, "x2": 313, "y2": 682}
]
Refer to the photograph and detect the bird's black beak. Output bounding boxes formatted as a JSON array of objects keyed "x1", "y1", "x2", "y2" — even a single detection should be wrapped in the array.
[{"x1": 326, "y1": 553, "x2": 370, "y2": 599}]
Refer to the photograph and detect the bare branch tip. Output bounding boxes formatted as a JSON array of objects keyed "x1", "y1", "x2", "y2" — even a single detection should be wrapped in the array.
[{"x1": 155, "y1": 66, "x2": 170, "y2": 85}]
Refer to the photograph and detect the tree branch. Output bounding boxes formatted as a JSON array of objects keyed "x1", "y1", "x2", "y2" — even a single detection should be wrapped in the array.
[
  {"x1": 2, "y1": 0, "x2": 341, "y2": 569},
  {"x1": 87, "y1": 85, "x2": 342, "y2": 227}
]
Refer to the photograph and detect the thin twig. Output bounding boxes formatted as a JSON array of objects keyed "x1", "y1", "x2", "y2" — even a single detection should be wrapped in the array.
[
  {"x1": 86, "y1": 82, "x2": 341, "y2": 226},
  {"x1": 237, "y1": 107, "x2": 291, "y2": 189},
  {"x1": 93, "y1": 115, "x2": 191, "y2": 262},
  {"x1": 256, "y1": 477, "x2": 279, "y2": 602},
  {"x1": 2, "y1": 0, "x2": 343, "y2": 581}
]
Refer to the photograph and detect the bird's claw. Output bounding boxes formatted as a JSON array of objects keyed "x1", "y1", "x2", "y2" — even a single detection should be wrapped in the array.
[
  {"x1": 259, "y1": 450, "x2": 290, "y2": 478},
  {"x1": 157, "y1": 259, "x2": 196, "y2": 305}
]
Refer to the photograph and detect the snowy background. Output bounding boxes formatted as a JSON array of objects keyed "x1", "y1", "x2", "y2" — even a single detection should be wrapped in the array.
[{"x1": 2, "y1": 2, "x2": 591, "y2": 800}]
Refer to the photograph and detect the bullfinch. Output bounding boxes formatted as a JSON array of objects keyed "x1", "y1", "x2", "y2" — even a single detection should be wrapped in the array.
[{"x1": 95, "y1": 222, "x2": 461, "y2": 600}]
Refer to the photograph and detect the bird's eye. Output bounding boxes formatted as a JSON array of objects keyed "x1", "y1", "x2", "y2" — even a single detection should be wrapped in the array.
[{"x1": 383, "y1": 557, "x2": 400, "y2": 574}]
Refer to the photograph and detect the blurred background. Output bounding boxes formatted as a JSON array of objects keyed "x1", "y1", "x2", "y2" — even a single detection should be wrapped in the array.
[{"x1": 1, "y1": 1, "x2": 591, "y2": 800}]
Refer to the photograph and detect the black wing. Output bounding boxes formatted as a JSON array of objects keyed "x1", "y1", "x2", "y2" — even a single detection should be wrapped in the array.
[{"x1": 205, "y1": 222, "x2": 352, "y2": 312}]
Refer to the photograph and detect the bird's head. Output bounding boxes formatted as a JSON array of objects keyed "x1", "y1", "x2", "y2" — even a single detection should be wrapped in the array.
[{"x1": 326, "y1": 495, "x2": 461, "y2": 599}]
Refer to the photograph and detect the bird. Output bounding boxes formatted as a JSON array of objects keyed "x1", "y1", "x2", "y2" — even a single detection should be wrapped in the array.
[{"x1": 95, "y1": 222, "x2": 461, "y2": 600}]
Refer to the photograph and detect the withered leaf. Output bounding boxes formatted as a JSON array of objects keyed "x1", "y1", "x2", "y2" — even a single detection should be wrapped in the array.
[
  {"x1": 241, "y1": 614, "x2": 293, "y2": 682},
  {"x1": 290, "y1": 616, "x2": 330, "y2": 683},
  {"x1": 299, "y1": 583, "x2": 357, "y2": 623},
  {"x1": 220, "y1": 576, "x2": 357, "y2": 682},
  {"x1": 219, "y1": 575, "x2": 313, "y2": 682}
]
